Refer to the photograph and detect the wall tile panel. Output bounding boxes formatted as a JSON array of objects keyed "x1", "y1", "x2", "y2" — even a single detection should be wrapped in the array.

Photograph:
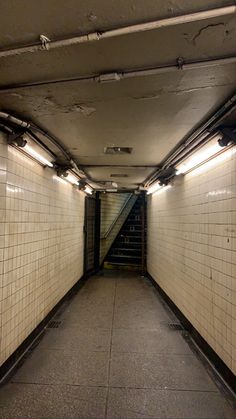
[
  {"x1": 147, "y1": 147, "x2": 236, "y2": 374},
  {"x1": 0, "y1": 136, "x2": 85, "y2": 366}
]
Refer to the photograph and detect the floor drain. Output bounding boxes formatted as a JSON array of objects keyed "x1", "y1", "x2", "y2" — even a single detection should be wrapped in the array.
[{"x1": 46, "y1": 320, "x2": 61, "y2": 329}]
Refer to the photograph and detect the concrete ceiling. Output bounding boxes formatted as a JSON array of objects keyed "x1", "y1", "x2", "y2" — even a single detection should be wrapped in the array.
[{"x1": 0, "y1": 0, "x2": 236, "y2": 189}]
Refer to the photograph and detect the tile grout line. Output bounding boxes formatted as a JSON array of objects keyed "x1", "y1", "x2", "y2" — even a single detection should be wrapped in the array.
[{"x1": 105, "y1": 277, "x2": 118, "y2": 419}]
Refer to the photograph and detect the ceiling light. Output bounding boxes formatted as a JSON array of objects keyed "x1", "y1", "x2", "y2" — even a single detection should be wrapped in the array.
[
  {"x1": 8, "y1": 133, "x2": 54, "y2": 167},
  {"x1": 84, "y1": 185, "x2": 93, "y2": 194},
  {"x1": 176, "y1": 137, "x2": 223, "y2": 175},
  {"x1": 147, "y1": 182, "x2": 162, "y2": 195},
  {"x1": 24, "y1": 144, "x2": 54, "y2": 167},
  {"x1": 155, "y1": 184, "x2": 172, "y2": 195},
  {"x1": 54, "y1": 175, "x2": 68, "y2": 185},
  {"x1": 189, "y1": 147, "x2": 236, "y2": 177},
  {"x1": 65, "y1": 172, "x2": 80, "y2": 185}
]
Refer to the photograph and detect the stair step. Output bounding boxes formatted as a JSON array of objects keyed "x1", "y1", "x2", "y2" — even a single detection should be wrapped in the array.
[
  {"x1": 104, "y1": 262, "x2": 142, "y2": 271},
  {"x1": 118, "y1": 240, "x2": 142, "y2": 244},
  {"x1": 114, "y1": 243, "x2": 141, "y2": 250},
  {"x1": 104, "y1": 195, "x2": 146, "y2": 268},
  {"x1": 120, "y1": 234, "x2": 142, "y2": 238},
  {"x1": 112, "y1": 248, "x2": 142, "y2": 253},
  {"x1": 107, "y1": 255, "x2": 142, "y2": 264},
  {"x1": 121, "y1": 227, "x2": 142, "y2": 234},
  {"x1": 108, "y1": 253, "x2": 141, "y2": 259}
]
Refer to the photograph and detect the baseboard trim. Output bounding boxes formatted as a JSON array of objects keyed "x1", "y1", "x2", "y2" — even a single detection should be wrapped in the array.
[
  {"x1": 0, "y1": 274, "x2": 89, "y2": 385},
  {"x1": 147, "y1": 272, "x2": 236, "y2": 396}
]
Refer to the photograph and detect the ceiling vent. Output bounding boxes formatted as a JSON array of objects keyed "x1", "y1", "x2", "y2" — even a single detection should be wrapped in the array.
[
  {"x1": 104, "y1": 147, "x2": 133, "y2": 155},
  {"x1": 110, "y1": 174, "x2": 129, "y2": 178}
]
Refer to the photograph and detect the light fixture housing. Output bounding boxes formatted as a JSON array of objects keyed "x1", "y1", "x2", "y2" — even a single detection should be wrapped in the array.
[
  {"x1": 65, "y1": 172, "x2": 80, "y2": 185},
  {"x1": 146, "y1": 182, "x2": 162, "y2": 195},
  {"x1": 24, "y1": 144, "x2": 54, "y2": 167},
  {"x1": 84, "y1": 185, "x2": 93, "y2": 194},
  {"x1": 147, "y1": 183, "x2": 172, "y2": 195},
  {"x1": 176, "y1": 135, "x2": 224, "y2": 175},
  {"x1": 8, "y1": 132, "x2": 54, "y2": 167}
]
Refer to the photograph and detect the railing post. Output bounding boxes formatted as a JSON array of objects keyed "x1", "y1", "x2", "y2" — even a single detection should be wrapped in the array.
[
  {"x1": 141, "y1": 192, "x2": 146, "y2": 276},
  {"x1": 94, "y1": 191, "x2": 101, "y2": 271}
]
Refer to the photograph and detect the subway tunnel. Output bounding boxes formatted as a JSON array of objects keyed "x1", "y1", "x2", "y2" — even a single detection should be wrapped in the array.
[{"x1": 0, "y1": 1, "x2": 236, "y2": 418}]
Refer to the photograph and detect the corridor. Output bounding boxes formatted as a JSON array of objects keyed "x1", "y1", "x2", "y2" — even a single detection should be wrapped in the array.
[{"x1": 0, "y1": 271, "x2": 234, "y2": 419}]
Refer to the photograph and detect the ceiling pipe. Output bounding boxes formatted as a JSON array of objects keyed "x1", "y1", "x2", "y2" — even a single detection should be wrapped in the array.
[
  {"x1": 0, "y1": 5, "x2": 235, "y2": 59},
  {"x1": 144, "y1": 93, "x2": 236, "y2": 187},
  {"x1": 0, "y1": 111, "x2": 30, "y2": 128},
  {"x1": 1, "y1": 54, "x2": 236, "y2": 93},
  {"x1": 161, "y1": 93, "x2": 236, "y2": 170},
  {"x1": 0, "y1": 111, "x2": 88, "y2": 179}
]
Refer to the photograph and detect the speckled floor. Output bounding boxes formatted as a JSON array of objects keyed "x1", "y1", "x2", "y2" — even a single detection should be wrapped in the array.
[{"x1": 0, "y1": 271, "x2": 235, "y2": 418}]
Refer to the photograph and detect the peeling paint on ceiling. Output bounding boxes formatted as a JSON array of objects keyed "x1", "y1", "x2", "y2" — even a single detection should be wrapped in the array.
[{"x1": 0, "y1": 0, "x2": 235, "y2": 189}]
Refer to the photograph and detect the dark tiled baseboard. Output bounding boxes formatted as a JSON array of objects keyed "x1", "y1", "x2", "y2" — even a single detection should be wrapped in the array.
[{"x1": 147, "y1": 272, "x2": 236, "y2": 396}]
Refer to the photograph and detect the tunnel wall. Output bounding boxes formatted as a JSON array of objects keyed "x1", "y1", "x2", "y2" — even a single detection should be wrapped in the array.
[
  {"x1": 0, "y1": 133, "x2": 85, "y2": 366},
  {"x1": 147, "y1": 148, "x2": 236, "y2": 375}
]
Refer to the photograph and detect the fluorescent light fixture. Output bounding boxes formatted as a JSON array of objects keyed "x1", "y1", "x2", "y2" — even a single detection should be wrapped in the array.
[
  {"x1": 54, "y1": 175, "x2": 68, "y2": 185},
  {"x1": 147, "y1": 182, "x2": 172, "y2": 196},
  {"x1": 84, "y1": 185, "x2": 93, "y2": 194},
  {"x1": 155, "y1": 184, "x2": 172, "y2": 195},
  {"x1": 24, "y1": 144, "x2": 54, "y2": 167},
  {"x1": 176, "y1": 141, "x2": 223, "y2": 175},
  {"x1": 147, "y1": 182, "x2": 162, "y2": 195},
  {"x1": 190, "y1": 146, "x2": 236, "y2": 177},
  {"x1": 65, "y1": 172, "x2": 80, "y2": 185}
]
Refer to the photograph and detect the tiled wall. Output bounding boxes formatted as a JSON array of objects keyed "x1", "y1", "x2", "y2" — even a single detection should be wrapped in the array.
[
  {"x1": 0, "y1": 133, "x2": 85, "y2": 366},
  {"x1": 147, "y1": 147, "x2": 236, "y2": 375},
  {"x1": 100, "y1": 193, "x2": 136, "y2": 263}
]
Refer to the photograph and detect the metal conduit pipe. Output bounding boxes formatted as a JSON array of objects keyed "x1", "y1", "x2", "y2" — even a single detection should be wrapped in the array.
[
  {"x1": 161, "y1": 94, "x2": 236, "y2": 170},
  {"x1": 29, "y1": 123, "x2": 72, "y2": 162},
  {"x1": 0, "y1": 5, "x2": 235, "y2": 59},
  {"x1": 0, "y1": 112, "x2": 87, "y2": 178},
  {"x1": 1, "y1": 54, "x2": 236, "y2": 93},
  {"x1": 26, "y1": 124, "x2": 88, "y2": 178},
  {"x1": 0, "y1": 111, "x2": 30, "y2": 128},
  {"x1": 144, "y1": 135, "x2": 214, "y2": 187},
  {"x1": 122, "y1": 56, "x2": 236, "y2": 81},
  {"x1": 163, "y1": 132, "x2": 218, "y2": 170},
  {"x1": 144, "y1": 94, "x2": 236, "y2": 186}
]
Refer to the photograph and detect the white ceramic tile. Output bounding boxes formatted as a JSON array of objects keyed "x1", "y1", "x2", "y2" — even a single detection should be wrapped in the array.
[
  {"x1": 147, "y1": 149, "x2": 236, "y2": 375},
  {"x1": 0, "y1": 135, "x2": 85, "y2": 366}
]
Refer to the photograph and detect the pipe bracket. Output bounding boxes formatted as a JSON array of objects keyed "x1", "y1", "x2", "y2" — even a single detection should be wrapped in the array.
[
  {"x1": 39, "y1": 35, "x2": 51, "y2": 50},
  {"x1": 177, "y1": 57, "x2": 185, "y2": 70}
]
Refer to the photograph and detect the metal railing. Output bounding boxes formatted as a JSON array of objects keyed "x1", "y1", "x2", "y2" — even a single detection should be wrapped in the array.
[{"x1": 101, "y1": 193, "x2": 135, "y2": 239}]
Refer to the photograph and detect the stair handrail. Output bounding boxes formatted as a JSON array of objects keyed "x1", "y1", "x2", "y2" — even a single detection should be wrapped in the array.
[{"x1": 101, "y1": 193, "x2": 135, "y2": 239}]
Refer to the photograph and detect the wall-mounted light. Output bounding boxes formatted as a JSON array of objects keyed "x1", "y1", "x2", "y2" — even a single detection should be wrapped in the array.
[
  {"x1": 147, "y1": 183, "x2": 172, "y2": 195},
  {"x1": 84, "y1": 185, "x2": 93, "y2": 195},
  {"x1": 146, "y1": 182, "x2": 162, "y2": 195},
  {"x1": 56, "y1": 168, "x2": 81, "y2": 186},
  {"x1": 175, "y1": 134, "x2": 229, "y2": 175},
  {"x1": 8, "y1": 132, "x2": 54, "y2": 168},
  {"x1": 24, "y1": 144, "x2": 54, "y2": 167},
  {"x1": 65, "y1": 172, "x2": 80, "y2": 185},
  {"x1": 155, "y1": 184, "x2": 172, "y2": 195}
]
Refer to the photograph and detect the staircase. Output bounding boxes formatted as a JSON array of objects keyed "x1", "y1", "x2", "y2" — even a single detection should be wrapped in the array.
[{"x1": 104, "y1": 194, "x2": 146, "y2": 271}]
